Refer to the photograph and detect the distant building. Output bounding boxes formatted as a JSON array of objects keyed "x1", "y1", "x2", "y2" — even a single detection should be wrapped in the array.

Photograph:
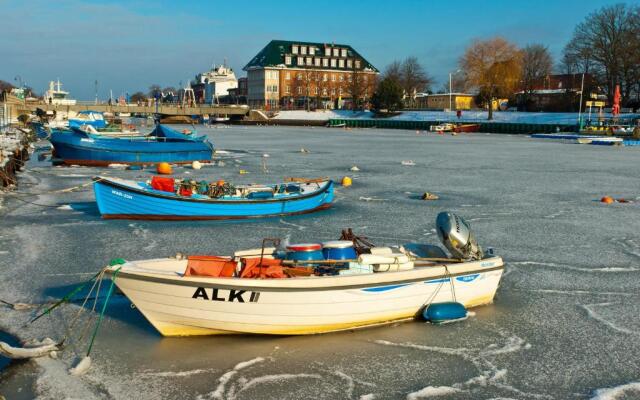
[
  {"x1": 191, "y1": 64, "x2": 238, "y2": 104},
  {"x1": 227, "y1": 77, "x2": 248, "y2": 104},
  {"x1": 415, "y1": 93, "x2": 475, "y2": 110},
  {"x1": 515, "y1": 73, "x2": 601, "y2": 111},
  {"x1": 243, "y1": 40, "x2": 379, "y2": 110}
]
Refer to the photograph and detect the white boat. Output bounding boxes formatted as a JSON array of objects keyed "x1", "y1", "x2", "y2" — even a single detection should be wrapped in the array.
[
  {"x1": 75, "y1": 124, "x2": 143, "y2": 138},
  {"x1": 429, "y1": 123, "x2": 454, "y2": 132},
  {"x1": 44, "y1": 79, "x2": 76, "y2": 105},
  {"x1": 104, "y1": 212, "x2": 504, "y2": 336}
]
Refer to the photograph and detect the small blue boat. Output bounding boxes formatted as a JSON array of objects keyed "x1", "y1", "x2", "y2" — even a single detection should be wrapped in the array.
[
  {"x1": 49, "y1": 125, "x2": 213, "y2": 166},
  {"x1": 93, "y1": 176, "x2": 334, "y2": 220},
  {"x1": 68, "y1": 110, "x2": 107, "y2": 129}
]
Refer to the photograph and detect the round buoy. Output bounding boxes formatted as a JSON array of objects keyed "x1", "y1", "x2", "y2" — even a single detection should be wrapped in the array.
[
  {"x1": 216, "y1": 179, "x2": 225, "y2": 186},
  {"x1": 342, "y1": 176, "x2": 352, "y2": 187},
  {"x1": 239, "y1": 169, "x2": 249, "y2": 175},
  {"x1": 192, "y1": 160, "x2": 202, "y2": 170},
  {"x1": 156, "y1": 162, "x2": 172, "y2": 175},
  {"x1": 601, "y1": 196, "x2": 614, "y2": 204}
]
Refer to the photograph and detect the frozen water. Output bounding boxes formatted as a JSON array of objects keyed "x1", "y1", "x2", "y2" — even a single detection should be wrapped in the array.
[{"x1": 0, "y1": 128, "x2": 639, "y2": 399}]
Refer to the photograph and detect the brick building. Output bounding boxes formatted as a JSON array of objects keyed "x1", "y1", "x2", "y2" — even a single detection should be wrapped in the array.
[{"x1": 243, "y1": 40, "x2": 379, "y2": 110}]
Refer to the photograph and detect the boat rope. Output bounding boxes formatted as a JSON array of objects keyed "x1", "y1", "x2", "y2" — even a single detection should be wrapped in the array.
[
  {"x1": 29, "y1": 269, "x2": 104, "y2": 324},
  {"x1": 444, "y1": 265, "x2": 457, "y2": 302},
  {"x1": 86, "y1": 267, "x2": 120, "y2": 357}
]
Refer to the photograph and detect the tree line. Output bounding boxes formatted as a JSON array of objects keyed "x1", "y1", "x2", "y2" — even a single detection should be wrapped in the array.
[{"x1": 372, "y1": 2, "x2": 640, "y2": 118}]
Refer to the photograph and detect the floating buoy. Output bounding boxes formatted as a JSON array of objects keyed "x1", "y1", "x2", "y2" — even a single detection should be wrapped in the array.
[
  {"x1": 601, "y1": 196, "x2": 614, "y2": 204},
  {"x1": 421, "y1": 192, "x2": 439, "y2": 200},
  {"x1": 216, "y1": 179, "x2": 225, "y2": 186},
  {"x1": 342, "y1": 176, "x2": 352, "y2": 187},
  {"x1": 300, "y1": 148, "x2": 310, "y2": 153},
  {"x1": 239, "y1": 169, "x2": 249, "y2": 175},
  {"x1": 423, "y1": 302, "x2": 467, "y2": 324},
  {"x1": 156, "y1": 162, "x2": 172, "y2": 175},
  {"x1": 350, "y1": 166, "x2": 360, "y2": 172},
  {"x1": 192, "y1": 160, "x2": 202, "y2": 170}
]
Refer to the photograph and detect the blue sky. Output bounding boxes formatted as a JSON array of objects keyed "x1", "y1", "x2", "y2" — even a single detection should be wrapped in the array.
[{"x1": 0, "y1": 0, "x2": 626, "y2": 99}]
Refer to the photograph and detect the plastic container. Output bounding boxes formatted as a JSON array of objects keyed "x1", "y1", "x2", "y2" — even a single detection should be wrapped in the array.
[
  {"x1": 286, "y1": 243, "x2": 323, "y2": 261},
  {"x1": 322, "y1": 240, "x2": 357, "y2": 260}
]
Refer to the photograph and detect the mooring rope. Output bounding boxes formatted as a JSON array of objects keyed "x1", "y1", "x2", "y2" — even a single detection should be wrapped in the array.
[{"x1": 86, "y1": 267, "x2": 120, "y2": 357}]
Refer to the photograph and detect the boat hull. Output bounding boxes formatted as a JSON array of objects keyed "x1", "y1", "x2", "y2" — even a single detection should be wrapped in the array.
[
  {"x1": 49, "y1": 130, "x2": 213, "y2": 166},
  {"x1": 93, "y1": 178, "x2": 334, "y2": 220},
  {"x1": 106, "y1": 257, "x2": 503, "y2": 336}
]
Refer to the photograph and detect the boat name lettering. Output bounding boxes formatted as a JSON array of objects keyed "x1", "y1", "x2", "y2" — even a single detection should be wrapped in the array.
[
  {"x1": 480, "y1": 262, "x2": 494, "y2": 267},
  {"x1": 111, "y1": 190, "x2": 133, "y2": 200},
  {"x1": 80, "y1": 138, "x2": 95, "y2": 143},
  {"x1": 192, "y1": 287, "x2": 260, "y2": 303}
]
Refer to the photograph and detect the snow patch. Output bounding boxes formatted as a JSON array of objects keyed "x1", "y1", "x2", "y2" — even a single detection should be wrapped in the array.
[
  {"x1": 590, "y1": 382, "x2": 640, "y2": 400},
  {"x1": 406, "y1": 386, "x2": 463, "y2": 399}
]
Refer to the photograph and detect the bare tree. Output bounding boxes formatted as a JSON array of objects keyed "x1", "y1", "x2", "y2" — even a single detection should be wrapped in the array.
[
  {"x1": 562, "y1": 3, "x2": 640, "y2": 103},
  {"x1": 383, "y1": 60, "x2": 403, "y2": 83},
  {"x1": 460, "y1": 37, "x2": 522, "y2": 120},
  {"x1": 400, "y1": 57, "x2": 433, "y2": 107},
  {"x1": 520, "y1": 44, "x2": 553, "y2": 110}
]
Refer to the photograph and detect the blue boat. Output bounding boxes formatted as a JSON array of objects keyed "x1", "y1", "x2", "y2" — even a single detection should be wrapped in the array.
[
  {"x1": 49, "y1": 125, "x2": 214, "y2": 166},
  {"x1": 68, "y1": 111, "x2": 107, "y2": 129},
  {"x1": 93, "y1": 176, "x2": 334, "y2": 220}
]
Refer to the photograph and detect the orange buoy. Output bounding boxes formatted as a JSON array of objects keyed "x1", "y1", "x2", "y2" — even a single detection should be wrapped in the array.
[
  {"x1": 157, "y1": 162, "x2": 172, "y2": 175},
  {"x1": 601, "y1": 196, "x2": 614, "y2": 204},
  {"x1": 216, "y1": 179, "x2": 225, "y2": 186},
  {"x1": 341, "y1": 176, "x2": 352, "y2": 187}
]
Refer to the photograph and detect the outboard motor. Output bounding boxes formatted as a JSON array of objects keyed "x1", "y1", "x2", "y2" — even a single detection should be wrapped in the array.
[{"x1": 436, "y1": 212, "x2": 483, "y2": 260}]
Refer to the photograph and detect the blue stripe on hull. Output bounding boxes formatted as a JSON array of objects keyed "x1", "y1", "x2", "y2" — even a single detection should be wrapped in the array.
[{"x1": 94, "y1": 181, "x2": 334, "y2": 219}]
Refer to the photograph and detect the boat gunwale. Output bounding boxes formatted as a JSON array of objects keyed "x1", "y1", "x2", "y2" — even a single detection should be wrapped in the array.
[
  {"x1": 94, "y1": 177, "x2": 334, "y2": 205},
  {"x1": 105, "y1": 259, "x2": 503, "y2": 292}
]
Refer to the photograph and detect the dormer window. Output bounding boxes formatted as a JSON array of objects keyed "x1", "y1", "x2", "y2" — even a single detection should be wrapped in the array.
[
  {"x1": 306, "y1": 56, "x2": 312, "y2": 65},
  {"x1": 341, "y1": 49, "x2": 347, "y2": 57},
  {"x1": 338, "y1": 59, "x2": 345, "y2": 68},
  {"x1": 297, "y1": 56, "x2": 304, "y2": 65},
  {"x1": 333, "y1": 48, "x2": 339, "y2": 57},
  {"x1": 322, "y1": 58, "x2": 329, "y2": 67},
  {"x1": 292, "y1": 45, "x2": 298, "y2": 54},
  {"x1": 285, "y1": 56, "x2": 292, "y2": 65},
  {"x1": 347, "y1": 59, "x2": 352, "y2": 68},
  {"x1": 325, "y1": 47, "x2": 331, "y2": 56},
  {"x1": 314, "y1": 58, "x2": 321, "y2": 66},
  {"x1": 309, "y1": 47, "x2": 315, "y2": 55},
  {"x1": 331, "y1": 59, "x2": 337, "y2": 67},
  {"x1": 301, "y1": 46, "x2": 307, "y2": 55},
  {"x1": 355, "y1": 60, "x2": 361, "y2": 69}
]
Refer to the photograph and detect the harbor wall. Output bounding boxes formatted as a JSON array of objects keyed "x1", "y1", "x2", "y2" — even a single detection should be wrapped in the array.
[{"x1": 327, "y1": 118, "x2": 578, "y2": 133}]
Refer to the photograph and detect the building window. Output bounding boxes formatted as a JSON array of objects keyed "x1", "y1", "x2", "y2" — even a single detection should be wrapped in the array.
[
  {"x1": 314, "y1": 58, "x2": 320, "y2": 66},
  {"x1": 339, "y1": 75, "x2": 344, "y2": 82},
  {"x1": 339, "y1": 59, "x2": 344, "y2": 68},
  {"x1": 301, "y1": 46, "x2": 307, "y2": 55},
  {"x1": 331, "y1": 88, "x2": 336, "y2": 95},
  {"x1": 355, "y1": 60, "x2": 361, "y2": 69},
  {"x1": 341, "y1": 49, "x2": 347, "y2": 57},
  {"x1": 306, "y1": 57, "x2": 312, "y2": 65},
  {"x1": 322, "y1": 58, "x2": 329, "y2": 67},
  {"x1": 292, "y1": 45, "x2": 298, "y2": 54},
  {"x1": 298, "y1": 87, "x2": 302, "y2": 95},
  {"x1": 333, "y1": 48, "x2": 339, "y2": 57},
  {"x1": 297, "y1": 56, "x2": 304, "y2": 66},
  {"x1": 285, "y1": 56, "x2": 292, "y2": 65},
  {"x1": 314, "y1": 87, "x2": 319, "y2": 95},
  {"x1": 331, "y1": 59, "x2": 337, "y2": 68},
  {"x1": 331, "y1": 74, "x2": 336, "y2": 82},
  {"x1": 309, "y1": 47, "x2": 315, "y2": 55},
  {"x1": 285, "y1": 72, "x2": 290, "y2": 80},
  {"x1": 347, "y1": 59, "x2": 352, "y2": 68},
  {"x1": 348, "y1": 75, "x2": 352, "y2": 82},
  {"x1": 323, "y1": 73, "x2": 328, "y2": 82},
  {"x1": 323, "y1": 88, "x2": 327, "y2": 96},
  {"x1": 339, "y1": 88, "x2": 343, "y2": 95},
  {"x1": 325, "y1": 47, "x2": 331, "y2": 56},
  {"x1": 286, "y1": 85, "x2": 290, "y2": 93},
  {"x1": 297, "y1": 73, "x2": 302, "y2": 80}
]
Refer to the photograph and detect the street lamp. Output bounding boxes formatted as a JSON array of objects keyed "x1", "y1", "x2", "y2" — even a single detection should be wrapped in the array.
[{"x1": 449, "y1": 69, "x2": 462, "y2": 112}]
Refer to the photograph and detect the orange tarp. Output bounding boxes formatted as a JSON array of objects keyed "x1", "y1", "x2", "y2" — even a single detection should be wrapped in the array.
[
  {"x1": 240, "y1": 257, "x2": 288, "y2": 279},
  {"x1": 184, "y1": 255, "x2": 236, "y2": 277}
]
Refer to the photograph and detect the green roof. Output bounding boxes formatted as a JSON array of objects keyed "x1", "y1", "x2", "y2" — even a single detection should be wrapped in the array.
[{"x1": 243, "y1": 40, "x2": 378, "y2": 72}]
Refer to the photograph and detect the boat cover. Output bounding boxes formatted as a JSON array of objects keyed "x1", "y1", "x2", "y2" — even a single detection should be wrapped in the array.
[
  {"x1": 151, "y1": 176, "x2": 175, "y2": 192},
  {"x1": 184, "y1": 255, "x2": 236, "y2": 277},
  {"x1": 240, "y1": 258, "x2": 287, "y2": 279}
]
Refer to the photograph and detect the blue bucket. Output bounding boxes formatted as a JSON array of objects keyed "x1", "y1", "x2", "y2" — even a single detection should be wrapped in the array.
[
  {"x1": 286, "y1": 243, "x2": 323, "y2": 261},
  {"x1": 322, "y1": 240, "x2": 357, "y2": 260}
]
